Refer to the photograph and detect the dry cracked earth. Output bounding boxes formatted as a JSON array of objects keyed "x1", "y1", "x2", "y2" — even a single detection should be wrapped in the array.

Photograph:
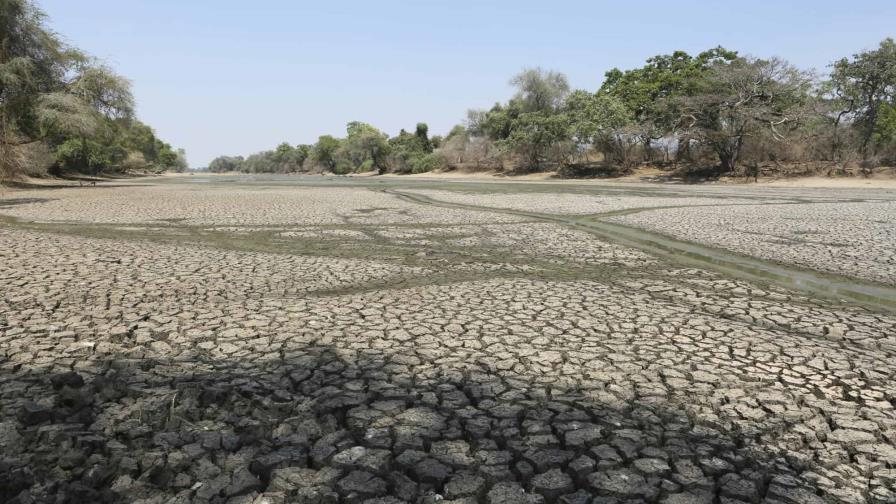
[{"x1": 1, "y1": 176, "x2": 895, "y2": 504}]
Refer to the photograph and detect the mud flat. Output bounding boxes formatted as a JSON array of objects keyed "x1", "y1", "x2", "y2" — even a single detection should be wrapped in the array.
[{"x1": 1, "y1": 175, "x2": 895, "y2": 503}]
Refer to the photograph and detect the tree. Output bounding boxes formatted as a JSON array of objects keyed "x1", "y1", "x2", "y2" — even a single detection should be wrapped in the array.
[
  {"x1": 415, "y1": 122, "x2": 432, "y2": 153},
  {"x1": 388, "y1": 123, "x2": 437, "y2": 173},
  {"x1": 466, "y1": 102, "x2": 521, "y2": 140},
  {"x1": 566, "y1": 90, "x2": 637, "y2": 167},
  {"x1": 0, "y1": 0, "x2": 181, "y2": 178},
  {"x1": 510, "y1": 67, "x2": 570, "y2": 113},
  {"x1": 275, "y1": 142, "x2": 293, "y2": 158},
  {"x1": 313, "y1": 135, "x2": 341, "y2": 172},
  {"x1": 675, "y1": 57, "x2": 814, "y2": 174},
  {"x1": 345, "y1": 122, "x2": 390, "y2": 174},
  {"x1": 504, "y1": 112, "x2": 573, "y2": 171},
  {"x1": 273, "y1": 142, "x2": 302, "y2": 172},
  {"x1": 295, "y1": 144, "x2": 312, "y2": 169},
  {"x1": 208, "y1": 155, "x2": 244, "y2": 173},
  {"x1": 829, "y1": 38, "x2": 896, "y2": 164},
  {"x1": 600, "y1": 47, "x2": 738, "y2": 159},
  {"x1": 67, "y1": 64, "x2": 134, "y2": 120}
]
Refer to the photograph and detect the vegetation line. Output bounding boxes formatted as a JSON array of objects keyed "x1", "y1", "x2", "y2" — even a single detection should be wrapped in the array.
[
  {"x1": 1, "y1": 0, "x2": 186, "y2": 180},
  {"x1": 209, "y1": 41, "x2": 896, "y2": 181}
]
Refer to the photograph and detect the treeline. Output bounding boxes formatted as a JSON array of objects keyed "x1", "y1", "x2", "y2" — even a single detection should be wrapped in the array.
[
  {"x1": 210, "y1": 122, "x2": 440, "y2": 175},
  {"x1": 214, "y1": 38, "x2": 896, "y2": 178},
  {"x1": 0, "y1": 0, "x2": 186, "y2": 180}
]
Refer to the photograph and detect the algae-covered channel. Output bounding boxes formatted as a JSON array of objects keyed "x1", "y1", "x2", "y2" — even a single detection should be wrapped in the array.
[{"x1": 385, "y1": 187, "x2": 896, "y2": 313}]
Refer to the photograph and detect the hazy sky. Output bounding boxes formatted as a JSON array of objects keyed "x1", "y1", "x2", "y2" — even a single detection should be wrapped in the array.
[{"x1": 40, "y1": 0, "x2": 896, "y2": 167}]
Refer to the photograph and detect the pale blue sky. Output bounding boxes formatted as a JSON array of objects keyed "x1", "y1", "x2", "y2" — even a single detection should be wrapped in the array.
[{"x1": 40, "y1": 1, "x2": 896, "y2": 167}]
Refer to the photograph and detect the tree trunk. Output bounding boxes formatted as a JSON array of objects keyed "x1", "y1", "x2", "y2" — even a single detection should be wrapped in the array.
[
  {"x1": 641, "y1": 135, "x2": 652, "y2": 163},
  {"x1": 716, "y1": 136, "x2": 743, "y2": 175}
]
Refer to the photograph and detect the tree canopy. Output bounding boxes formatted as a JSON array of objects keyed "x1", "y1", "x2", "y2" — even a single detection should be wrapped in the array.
[
  {"x1": 1, "y1": 0, "x2": 185, "y2": 178},
  {"x1": 212, "y1": 39, "x2": 896, "y2": 178}
]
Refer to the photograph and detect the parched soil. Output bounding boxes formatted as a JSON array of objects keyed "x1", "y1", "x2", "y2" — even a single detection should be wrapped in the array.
[
  {"x1": 609, "y1": 201, "x2": 896, "y2": 287},
  {"x1": 1, "y1": 176, "x2": 895, "y2": 504}
]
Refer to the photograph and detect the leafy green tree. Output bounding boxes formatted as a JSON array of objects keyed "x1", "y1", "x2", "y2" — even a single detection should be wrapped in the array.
[
  {"x1": 208, "y1": 155, "x2": 244, "y2": 172},
  {"x1": 1, "y1": 0, "x2": 72, "y2": 147},
  {"x1": 601, "y1": 47, "x2": 738, "y2": 119},
  {"x1": 55, "y1": 138, "x2": 112, "y2": 173},
  {"x1": 1, "y1": 0, "x2": 182, "y2": 177},
  {"x1": 873, "y1": 102, "x2": 896, "y2": 156},
  {"x1": 313, "y1": 135, "x2": 341, "y2": 172},
  {"x1": 156, "y1": 143, "x2": 180, "y2": 170},
  {"x1": 415, "y1": 123, "x2": 433, "y2": 153},
  {"x1": 275, "y1": 142, "x2": 293, "y2": 158},
  {"x1": 273, "y1": 142, "x2": 302, "y2": 172},
  {"x1": 600, "y1": 47, "x2": 738, "y2": 158},
  {"x1": 67, "y1": 64, "x2": 134, "y2": 120},
  {"x1": 465, "y1": 68, "x2": 573, "y2": 172},
  {"x1": 467, "y1": 103, "x2": 516, "y2": 140},
  {"x1": 830, "y1": 38, "x2": 896, "y2": 162},
  {"x1": 386, "y1": 123, "x2": 440, "y2": 173},
  {"x1": 345, "y1": 121, "x2": 390, "y2": 173},
  {"x1": 565, "y1": 90, "x2": 637, "y2": 166},
  {"x1": 446, "y1": 125, "x2": 467, "y2": 141},
  {"x1": 504, "y1": 112, "x2": 573, "y2": 171},
  {"x1": 295, "y1": 144, "x2": 312, "y2": 169}
]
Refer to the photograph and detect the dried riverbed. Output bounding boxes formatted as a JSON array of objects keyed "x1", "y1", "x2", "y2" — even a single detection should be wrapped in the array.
[{"x1": 1, "y1": 175, "x2": 895, "y2": 504}]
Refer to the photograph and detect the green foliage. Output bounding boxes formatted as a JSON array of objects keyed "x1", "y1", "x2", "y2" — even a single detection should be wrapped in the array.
[
  {"x1": 313, "y1": 135, "x2": 341, "y2": 172},
  {"x1": 0, "y1": 0, "x2": 183, "y2": 178},
  {"x1": 345, "y1": 122, "x2": 390, "y2": 173},
  {"x1": 410, "y1": 153, "x2": 441, "y2": 174},
  {"x1": 68, "y1": 64, "x2": 134, "y2": 120},
  {"x1": 446, "y1": 125, "x2": 467, "y2": 141},
  {"x1": 504, "y1": 111, "x2": 573, "y2": 171},
  {"x1": 598, "y1": 47, "x2": 740, "y2": 155},
  {"x1": 874, "y1": 102, "x2": 896, "y2": 151},
  {"x1": 830, "y1": 38, "x2": 896, "y2": 159},
  {"x1": 295, "y1": 144, "x2": 312, "y2": 167},
  {"x1": 228, "y1": 142, "x2": 307, "y2": 174},
  {"x1": 566, "y1": 91, "x2": 632, "y2": 142},
  {"x1": 600, "y1": 47, "x2": 737, "y2": 122},
  {"x1": 565, "y1": 91, "x2": 636, "y2": 165},
  {"x1": 467, "y1": 102, "x2": 522, "y2": 140},
  {"x1": 275, "y1": 142, "x2": 293, "y2": 157},
  {"x1": 333, "y1": 158, "x2": 354, "y2": 175},
  {"x1": 415, "y1": 123, "x2": 433, "y2": 153},
  {"x1": 388, "y1": 123, "x2": 438, "y2": 173},
  {"x1": 208, "y1": 40, "x2": 896, "y2": 177},
  {"x1": 55, "y1": 138, "x2": 115, "y2": 172},
  {"x1": 208, "y1": 155, "x2": 244, "y2": 173}
]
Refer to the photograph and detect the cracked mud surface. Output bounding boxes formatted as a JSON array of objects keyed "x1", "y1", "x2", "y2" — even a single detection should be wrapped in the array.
[
  {"x1": 1, "y1": 176, "x2": 895, "y2": 504},
  {"x1": 609, "y1": 202, "x2": 896, "y2": 287}
]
